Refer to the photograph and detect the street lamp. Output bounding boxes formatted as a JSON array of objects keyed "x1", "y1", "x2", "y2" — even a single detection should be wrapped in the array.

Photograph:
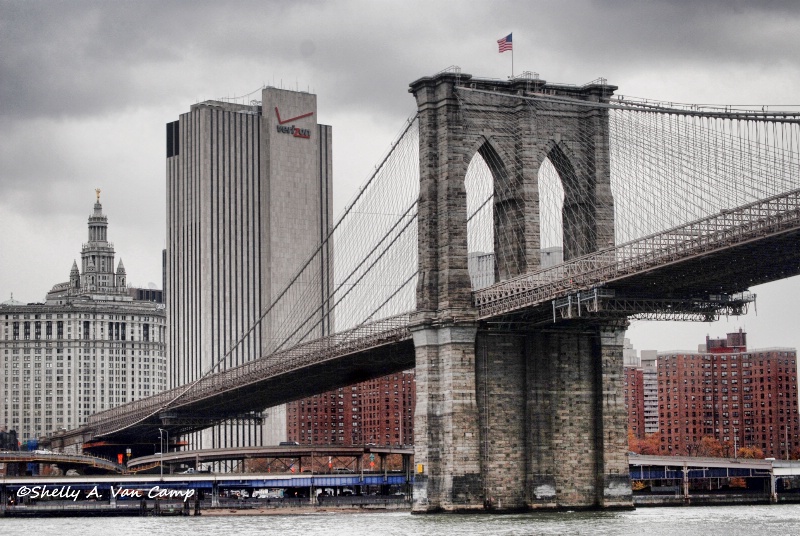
[{"x1": 158, "y1": 428, "x2": 168, "y2": 478}]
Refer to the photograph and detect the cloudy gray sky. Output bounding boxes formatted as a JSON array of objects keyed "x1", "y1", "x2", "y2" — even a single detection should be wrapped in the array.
[{"x1": 1, "y1": 0, "x2": 799, "y2": 355}]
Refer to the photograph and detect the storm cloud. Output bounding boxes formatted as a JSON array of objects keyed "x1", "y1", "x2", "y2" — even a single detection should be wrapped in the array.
[{"x1": 1, "y1": 0, "x2": 799, "y2": 354}]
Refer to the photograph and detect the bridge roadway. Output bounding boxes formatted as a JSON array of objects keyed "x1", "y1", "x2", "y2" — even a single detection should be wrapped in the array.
[
  {"x1": 5, "y1": 455, "x2": 800, "y2": 496},
  {"x1": 0, "y1": 451, "x2": 126, "y2": 474},
  {"x1": 127, "y1": 444, "x2": 413, "y2": 473},
  {"x1": 629, "y1": 453, "x2": 800, "y2": 480},
  {"x1": 476, "y1": 187, "x2": 800, "y2": 320},
  {"x1": 75, "y1": 315, "x2": 415, "y2": 443},
  {"x1": 49, "y1": 188, "x2": 800, "y2": 448}
]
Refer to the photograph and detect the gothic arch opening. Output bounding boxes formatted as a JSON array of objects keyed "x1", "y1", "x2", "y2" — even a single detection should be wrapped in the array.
[
  {"x1": 541, "y1": 143, "x2": 595, "y2": 262},
  {"x1": 465, "y1": 140, "x2": 526, "y2": 290},
  {"x1": 465, "y1": 151, "x2": 494, "y2": 290},
  {"x1": 537, "y1": 156, "x2": 565, "y2": 268}
]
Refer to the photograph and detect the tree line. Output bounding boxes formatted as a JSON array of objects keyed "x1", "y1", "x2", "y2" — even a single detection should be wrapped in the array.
[{"x1": 628, "y1": 429, "x2": 773, "y2": 459}]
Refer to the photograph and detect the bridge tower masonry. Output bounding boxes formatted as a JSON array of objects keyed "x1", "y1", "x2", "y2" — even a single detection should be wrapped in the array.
[{"x1": 409, "y1": 71, "x2": 631, "y2": 512}]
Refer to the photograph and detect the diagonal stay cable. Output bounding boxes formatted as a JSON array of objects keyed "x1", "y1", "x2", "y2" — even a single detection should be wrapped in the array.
[
  {"x1": 275, "y1": 211, "x2": 419, "y2": 352},
  {"x1": 93, "y1": 115, "x2": 420, "y2": 432}
]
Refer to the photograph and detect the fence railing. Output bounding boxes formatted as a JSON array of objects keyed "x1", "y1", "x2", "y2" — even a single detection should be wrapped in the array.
[
  {"x1": 81, "y1": 189, "x2": 800, "y2": 438},
  {"x1": 88, "y1": 313, "x2": 413, "y2": 436},
  {"x1": 475, "y1": 188, "x2": 800, "y2": 318}
]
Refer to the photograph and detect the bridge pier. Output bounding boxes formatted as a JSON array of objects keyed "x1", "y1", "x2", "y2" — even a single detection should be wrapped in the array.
[
  {"x1": 211, "y1": 481, "x2": 220, "y2": 507},
  {"x1": 517, "y1": 325, "x2": 631, "y2": 509},
  {"x1": 412, "y1": 324, "x2": 483, "y2": 512},
  {"x1": 412, "y1": 323, "x2": 631, "y2": 512}
]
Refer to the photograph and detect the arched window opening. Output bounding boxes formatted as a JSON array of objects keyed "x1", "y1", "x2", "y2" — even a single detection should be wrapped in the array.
[
  {"x1": 538, "y1": 157, "x2": 565, "y2": 268},
  {"x1": 465, "y1": 141, "x2": 526, "y2": 289},
  {"x1": 465, "y1": 153, "x2": 495, "y2": 290}
]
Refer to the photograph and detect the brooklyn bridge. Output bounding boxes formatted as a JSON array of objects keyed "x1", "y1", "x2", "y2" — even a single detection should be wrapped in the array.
[{"x1": 49, "y1": 69, "x2": 800, "y2": 512}]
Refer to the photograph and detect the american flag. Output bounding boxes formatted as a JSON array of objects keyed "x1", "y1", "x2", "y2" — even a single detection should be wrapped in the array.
[{"x1": 497, "y1": 33, "x2": 512, "y2": 53}]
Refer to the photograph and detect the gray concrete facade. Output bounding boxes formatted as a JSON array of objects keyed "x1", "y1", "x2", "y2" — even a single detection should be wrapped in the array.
[
  {"x1": 408, "y1": 71, "x2": 631, "y2": 512},
  {"x1": 166, "y1": 87, "x2": 332, "y2": 450}
]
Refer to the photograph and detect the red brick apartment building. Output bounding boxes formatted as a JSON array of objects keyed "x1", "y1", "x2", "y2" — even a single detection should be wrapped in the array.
[
  {"x1": 625, "y1": 366, "x2": 646, "y2": 439},
  {"x1": 285, "y1": 371, "x2": 415, "y2": 447},
  {"x1": 626, "y1": 331, "x2": 799, "y2": 459}
]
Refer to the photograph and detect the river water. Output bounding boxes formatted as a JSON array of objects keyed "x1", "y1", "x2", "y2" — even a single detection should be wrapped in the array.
[{"x1": 3, "y1": 505, "x2": 800, "y2": 535}]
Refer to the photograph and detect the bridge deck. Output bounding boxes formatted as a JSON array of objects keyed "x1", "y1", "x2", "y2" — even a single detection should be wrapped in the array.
[
  {"x1": 128, "y1": 444, "x2": 413, "y2": 470},
  {"x1": 475, "y1": 188, "x2": 800, "y2": 319},
  {"x1": 86, "y1": 314, "x2": 414, "y2": 440},
  {"x1": 52, "y1": 190, "x2": 800, "y2": 445}
]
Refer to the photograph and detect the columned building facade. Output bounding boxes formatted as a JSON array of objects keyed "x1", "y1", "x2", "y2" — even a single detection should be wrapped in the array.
[
  {"x1": 166, "y1": 87, "x2": 333, "y2": 449},
  {"x1": 1, "y1": 196, "x2": 166, "y2": 444}
]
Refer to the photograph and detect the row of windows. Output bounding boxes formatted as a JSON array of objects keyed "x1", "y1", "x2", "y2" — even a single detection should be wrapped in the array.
[
  {"x1": 4, "y1": 314, "x2": 164, "y2": 322},
  {"x1": 660, "y1": 353, "x2": 795, "y2": 362}
]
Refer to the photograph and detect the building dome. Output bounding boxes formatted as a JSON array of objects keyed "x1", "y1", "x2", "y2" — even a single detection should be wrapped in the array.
[{"x1": 1, "y1": 293, "x2": 25, "y2": 306}]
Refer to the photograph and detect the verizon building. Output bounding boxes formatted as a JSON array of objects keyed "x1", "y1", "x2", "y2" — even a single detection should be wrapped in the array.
[{"x1": 166, "y1": 87, "x2": 333, "y2": 449}]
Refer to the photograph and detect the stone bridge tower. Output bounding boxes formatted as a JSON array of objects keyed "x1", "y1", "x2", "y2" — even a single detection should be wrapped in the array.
[{"x1": 409, "y1": 71, "x2": 631, "y2": 512}]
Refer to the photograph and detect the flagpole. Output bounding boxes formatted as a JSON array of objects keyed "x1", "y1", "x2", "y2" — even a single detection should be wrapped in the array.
[{"x1": 498, "y1": 33, "x2": 514, "y2": 78}]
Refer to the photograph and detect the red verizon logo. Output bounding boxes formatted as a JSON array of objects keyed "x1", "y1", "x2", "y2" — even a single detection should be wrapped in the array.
[{"x1": 275, "y1": 107, "x2": 313, "y2": 139}]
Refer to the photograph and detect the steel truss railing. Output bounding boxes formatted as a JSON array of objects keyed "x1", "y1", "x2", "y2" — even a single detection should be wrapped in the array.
[
  {"x1": 88, "y1": 190, "x2": 799, "y2": 437},
  {"x1": 474, "y1": 188, "x2": 800, "y2": 318},
  {"x1": 88, "y1": 313, "x2": 413, "y2": 437},
  {"x1": 551, "y1": 288, "x2": 755, "y2": 323}
]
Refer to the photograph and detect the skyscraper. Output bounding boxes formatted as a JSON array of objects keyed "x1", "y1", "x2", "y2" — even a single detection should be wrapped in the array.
[{"x1": 166, "y1": 87, "x2": 333, "y2": 448}]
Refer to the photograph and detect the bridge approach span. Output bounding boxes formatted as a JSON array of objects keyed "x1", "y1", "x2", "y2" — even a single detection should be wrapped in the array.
[
  {"x1": 85, "y1": 314, "x2": 414, "y2": 442},
  {"x1": 128, "y1": 445, "x2": 413, "y2": 472},
  {"x1": 475, "y1": 188, "x2": 800, "y2": 321},
  {"x1": 0, "y1": 451, "x2": 126, "y2": 474}
]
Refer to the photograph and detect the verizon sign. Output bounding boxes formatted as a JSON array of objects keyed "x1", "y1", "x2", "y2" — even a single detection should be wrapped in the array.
[{"x1": 275, "y1": 107, "x2": 313, "y2": 139}]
